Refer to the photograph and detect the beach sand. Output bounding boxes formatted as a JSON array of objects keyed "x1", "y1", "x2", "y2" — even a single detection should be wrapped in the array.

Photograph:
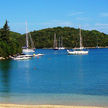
[{"x1": 0, "y1": 104, "x2": 104, "y2": 108}]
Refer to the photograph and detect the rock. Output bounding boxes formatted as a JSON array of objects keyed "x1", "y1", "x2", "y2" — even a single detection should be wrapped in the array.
[{"x1": 0, "y1": 57, "x2": 5, "y2": 60}]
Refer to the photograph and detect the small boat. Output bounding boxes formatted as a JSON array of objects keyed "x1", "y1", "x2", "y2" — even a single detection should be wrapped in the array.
[
  {"x1": 21, "y1": 54, "x2": 33, "y2": 57},
  {"x1": 37, "y1": 53, "x2": 44, "y2": 56},
  {"x1": 33, "y1": 53, "x2": 44, "y2": 57},
  {"x1": 67, "y1": 28, "x2": 88, "y2": 55},
  {"x1": 11, "y1": 53, "x2": 33, "y2": 60},
  {"x1": 13, "y1": 56, "x2": 31, "y2": 60}
]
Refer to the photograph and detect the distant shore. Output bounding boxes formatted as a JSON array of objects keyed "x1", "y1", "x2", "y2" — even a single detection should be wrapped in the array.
[
  {"x1": 0, "y1": 47, "x2": 108, "y2": 60},
  {"x1": 0, "y1": 104, "x2": 104, "y2": 108},
  {"x1": 42, "y1": 46, "x2": 108, "y2": 49}
]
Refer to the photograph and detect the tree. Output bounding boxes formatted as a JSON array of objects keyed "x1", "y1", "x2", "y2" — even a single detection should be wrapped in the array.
[
  {"x1": 0, "y1": 20, "x2": 10, "y2": 42},
  {"x1": 0, "y1": 20, "x2": 22, "y2": 58}
]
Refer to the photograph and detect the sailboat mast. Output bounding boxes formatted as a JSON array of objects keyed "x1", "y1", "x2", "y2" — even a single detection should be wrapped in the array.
[
  {"x1": 79, "y1": 28, "x2": 83, "y2": 48},
  {"x1": 59, "y1": 36, "x2": 60, "y2": 48},
  {"x1": 61, "y1": 36, "x2": 63, "y2": 47},
  {"x1": 26, "y1": 22, "x2": 29, "y2": 48},
  {"x1": 53, "y1": 33, "x2": 57, "y2": 48},
  {"x1": 29, "y1": 33, "x2": 35, "y2": 49}
]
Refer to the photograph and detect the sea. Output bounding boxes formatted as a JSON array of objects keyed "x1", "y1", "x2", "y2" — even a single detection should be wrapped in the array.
[{"x1": 0, "y1": 48, "x2": 108, "y2": 107}]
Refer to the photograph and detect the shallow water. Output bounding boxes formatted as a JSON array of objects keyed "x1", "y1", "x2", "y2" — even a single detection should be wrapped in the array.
[{"x1": 0, "y1": 48, "x2": 108, "y2": 106}]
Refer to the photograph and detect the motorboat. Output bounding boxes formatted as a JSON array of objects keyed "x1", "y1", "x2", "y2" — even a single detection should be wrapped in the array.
[
  {"x1": 33, "y1": 53, "x2": 44, "y2": 57},
  {"x1": 11, "y1": 53, "x2": 33, "y2": 60},
  {"x1": 13, "y1": 55, "x2": 31, "y2": 60}
]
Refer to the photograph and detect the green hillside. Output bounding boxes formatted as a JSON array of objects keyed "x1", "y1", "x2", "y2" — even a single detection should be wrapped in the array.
[{"x1": 21, "y1": 27, "x2": 108, "y2": 48}]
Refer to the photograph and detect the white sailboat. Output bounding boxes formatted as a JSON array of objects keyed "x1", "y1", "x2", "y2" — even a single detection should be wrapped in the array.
[
  {"x1": 96, "y1": 36, "x2": 99, "y2": 48},
  {"x1": 53, "y1": 33, "x2": 59, "y2": 50},
  {"x1": 67, "y1": 28, "x2": 88, "y2": 55},
  {"x1": 23, "y1": 22, "x2": 35, "y2": 53},
  {"x1": 58, "y1": 36, "x2": 65, "y2": 50}
]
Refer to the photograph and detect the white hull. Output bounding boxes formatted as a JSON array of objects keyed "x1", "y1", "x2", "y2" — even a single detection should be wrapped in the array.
[
  {"x1": 67, "y1": 50, "x2": 88, "y2": 55},
  {"x1": 23, "y1": 55, "x2": 33, "y2": 57},
  {"x1": 13, "y1": 56, "x2": 31, "y2": 60},
  {"x1": 23, "y1": 49, "x2": 35, "y2": 53},
  {"x1": 53, "y1": 47, "x2": 65, "y2": 50},
  {"x1": 37, "y1": 53, "x2": 44, "y2": 56},
  {"x1": 12, "y1": 54, "x2": 33, "y2": 60},
  {"x1": 33, "y1": 53, "x2": 44, "y2": 57},
  {"x1": 58, "y1": 47, "x2": 65, "y2": 50}
]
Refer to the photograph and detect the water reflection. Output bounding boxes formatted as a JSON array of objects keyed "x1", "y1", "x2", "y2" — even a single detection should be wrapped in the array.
[
  {"x1": 78, "y1": 56, "x2": 85, "y2": 94},
  {"x1": 0, "y1": 59, "x2": 12, "y2": 104},
  {"x1": 24, "y1": 61, "x2": 31, "y2": 89},
  {"x1": 0, "y1": 60, "x2": 12, "y2": 93}
]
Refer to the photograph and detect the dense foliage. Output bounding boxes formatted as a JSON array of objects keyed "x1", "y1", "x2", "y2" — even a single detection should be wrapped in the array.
[
  {"x1": 21, "y1": 27, "x2": 108, "y2": 48},
  {"x1": 0, "y1": 21, "x2": 22, "y2": 58}
]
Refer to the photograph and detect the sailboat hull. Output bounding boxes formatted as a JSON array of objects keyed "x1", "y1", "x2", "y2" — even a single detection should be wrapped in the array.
[
  {"x1": 58, "y1": 47, "x2": 65, "y2": 50},
  {"x1": 67, "y1": 50, "x2": 88, "y2": 55},
  {"x1": 23, "y1": 49, "x2": 35, "y2": 53}
]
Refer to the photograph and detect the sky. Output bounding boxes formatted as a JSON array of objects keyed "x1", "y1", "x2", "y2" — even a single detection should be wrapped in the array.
[{"x1": 0, "y1": 0, "x2": 108, "y2": 34}]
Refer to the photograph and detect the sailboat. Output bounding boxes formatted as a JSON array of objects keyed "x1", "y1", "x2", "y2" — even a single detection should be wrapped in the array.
[
  {"x1": 23, "y1": 22, "x2": 35, "y2": 53},
  {"x1": 96, "y1": 36, "x2": 99, "y2": 48},
  {"x1": 67, "y1": 28, "x2": 88, "y2": 55},
  {"x1": 58, "y1": 36, "x2": 65, "y2": 50},
  {"x1": 53, "y1": 33, "x2": 59, "y2": 50}
]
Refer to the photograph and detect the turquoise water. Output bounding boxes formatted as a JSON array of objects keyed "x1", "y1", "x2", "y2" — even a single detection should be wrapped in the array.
[{"x1": 0, "y1": 48, "x2": 108, "y2": 107}]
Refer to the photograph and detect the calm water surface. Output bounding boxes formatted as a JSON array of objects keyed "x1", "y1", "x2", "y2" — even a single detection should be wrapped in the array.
[{"x1": 0, "y1": 48, "x2": 108, "y2": 107}]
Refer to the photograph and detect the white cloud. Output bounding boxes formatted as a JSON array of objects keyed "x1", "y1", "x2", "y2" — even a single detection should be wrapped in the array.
[
  {"x1": 76, "y1": 17, "x2": 90, "y2": 21},
  {"x1": 95, "y1": 23, "x2": 108, "y2": 32},
  {"x1": 100, "y1": 12, "x2": 108, "y2": 17},
  {"x1": 95, "y1": 23, "x2": 108, "y2": 26},
  {"x1": 68, "y1": 12, "x2": 84, "y2": 16},
  {"x1": 93, "y1": 23, "x2": 108, "y2": 34}
]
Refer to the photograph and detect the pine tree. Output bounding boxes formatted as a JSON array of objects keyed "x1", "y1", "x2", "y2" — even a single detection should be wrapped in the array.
[
  {"x1": 0, "y1": 20, "x2": 22, "y2": 58},
  {"x1": 1, "y1": 20, "x2": 10, "y2": 42}
]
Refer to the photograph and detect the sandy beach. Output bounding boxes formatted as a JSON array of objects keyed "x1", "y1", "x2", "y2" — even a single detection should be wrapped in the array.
[{"x1": 0, "y1": 104, "x2": 105, "y2": 108}]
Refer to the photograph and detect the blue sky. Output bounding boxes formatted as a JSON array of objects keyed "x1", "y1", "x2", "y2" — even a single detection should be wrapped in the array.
[{"x1": 0, "y1": 0, "x2": 108, "y2": 34}]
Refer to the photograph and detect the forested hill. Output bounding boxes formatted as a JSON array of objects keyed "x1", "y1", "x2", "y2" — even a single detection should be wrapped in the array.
[{"x1": 19, "y1": 27, "x2": 108, "y2": 48}]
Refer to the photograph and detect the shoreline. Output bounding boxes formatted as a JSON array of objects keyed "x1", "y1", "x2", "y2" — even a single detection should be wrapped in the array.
[
  {"x1": 0, "y1": 57, "x2": 5, "y2": 60},
  {"x1": 0, "y1": 104, "x2": 104, "y2": 108},
  {"x1": 0, "y1": 47, "x2": 108, "y2": 60},
  {"x1": 41, "y1": 46, "x2": 108, "y2": 49}
]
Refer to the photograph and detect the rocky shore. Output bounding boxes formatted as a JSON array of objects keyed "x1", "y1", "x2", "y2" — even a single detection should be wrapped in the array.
[{"x1": 0, "y1": 57, "x2": 5, "y2": 60}]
